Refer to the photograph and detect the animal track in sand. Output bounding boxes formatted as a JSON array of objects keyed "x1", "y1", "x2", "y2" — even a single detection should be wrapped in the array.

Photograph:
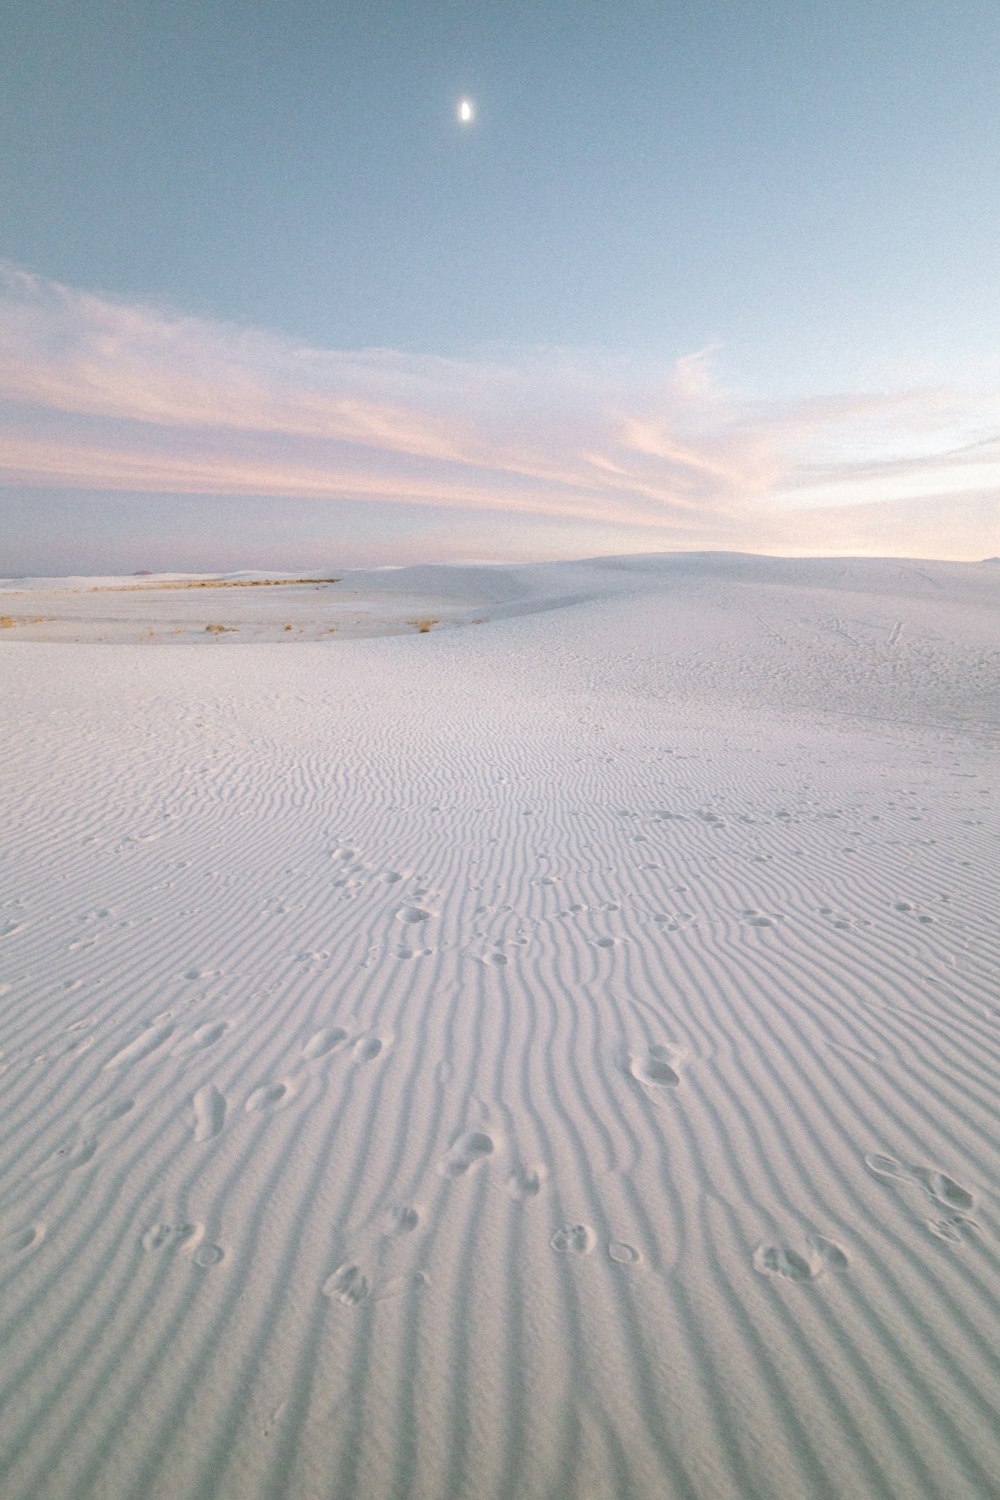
[
  {"x1": 244, "y1": 1081, "x2": 292, "y2": 1114},
  {"x1": 550, "y1": 1223, "x2": 594, "y2": 1255},
  {"x1": 628, "y1": 1043, "x2": 684, "y2": 1090},
  {"x1": 1, "y1": 1222, "x2": 45, "y2": 1257},
  {"x1": 192, "y1": 1084, "x2": 227, "y2": 1141},
  {"x1": 439, "y1": 1131, "x2": 495, "y2": 1178},
  {"x1": 753, "y1": 1236, "x2": 849, "y2": 1282},
  {"x1": 865, "y1": 1153, "x2": 974, "y2": 1211},
  {"x1": 302, "y1": 1027, "x2": 348, "y2": 1060},
  {"x1": 323, "y1": 1264, "x2": 370, "y2": 1306},
  {"x1": 608, "y1": 1241, "x2": 640, "y2": 1264},
  {"x1": 507, "y1": 1164, "x2": 547, "y2": 1200},
  {"x1": 104, "y1": 1022, "x2": 174, "y2": 1071}
]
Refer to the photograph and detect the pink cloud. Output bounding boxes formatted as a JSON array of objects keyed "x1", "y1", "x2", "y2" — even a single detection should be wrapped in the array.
[{"x1": 1, "y1": 264, "x2": 997, "y2": 558}]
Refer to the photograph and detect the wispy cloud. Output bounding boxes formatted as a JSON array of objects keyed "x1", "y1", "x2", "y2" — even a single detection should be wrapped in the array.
[{"x1": 1, "y1": 264, "x2": 997, "y2": 558}]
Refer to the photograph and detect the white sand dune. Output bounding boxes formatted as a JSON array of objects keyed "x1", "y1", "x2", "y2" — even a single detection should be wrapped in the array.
[{"x1": 0, "y1": 552, "x2": 997, "y2": 1500}]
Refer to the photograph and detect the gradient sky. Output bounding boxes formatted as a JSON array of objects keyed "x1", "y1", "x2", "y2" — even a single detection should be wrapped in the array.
[{"x1": 2, "y1": 0, "x2": 998, "y2": 572}]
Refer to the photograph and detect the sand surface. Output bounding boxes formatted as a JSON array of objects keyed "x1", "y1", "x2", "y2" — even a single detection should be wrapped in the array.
[{"x1": 1, "y1": 553, "x2": 998, "y2": 1500}]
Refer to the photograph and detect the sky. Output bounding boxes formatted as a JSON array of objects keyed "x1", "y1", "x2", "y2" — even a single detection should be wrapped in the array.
[{"x1": 2, "y1": 0, "x2": 998, "y2": 572}]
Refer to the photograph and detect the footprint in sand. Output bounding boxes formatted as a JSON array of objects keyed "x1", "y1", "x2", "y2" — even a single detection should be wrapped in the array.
[
  {"x1": 322, "y1": 1264, "x2": 370, "y2": 1306},
  {"x1": 865, "y1": 1153, "x2": 975, "y2": 1212},
  {"x1": 141, "y1": 1221, "x2": 224, "y2": 1267},
  {"x1": 928, "y1": 1214, "x2": 979, "y2": 1245},
  {"x1": 372, "y1": 1271, "x2": 430, "y2": 1302},
  {"x1": 36, "y1": 1093, "x2": 134, "y2": 1178},
  {"x1": 37, "y1": 1131, "x2": 103, "y2": 1181},
  {"x1": 172, "y1": 1022, "x2": 229, "y2": 1057},
  {"x1": 439, "y1": 1131, "x2": 495, "y2": 1179},
  {"x1": 81, "y1": 1097, "x2": 135, "y2": 1133},
  {"x1": 382, "y1": 1205, "x2": 420, "y2": 1236},
  {"x1": 396, "y1": 905, "x2": 432, "y2": 926},
  {"x1": 1, "y1": 1222, "x2": 46, "y2": 1257},
  {"x1": 192, "y1": 1084, "x2": 227, "y2": 1141},
  {"x1": 353, "y1": 1035, "x2": 387, "y2": 1064},
  {"x1": 507, "y1": 1164, "x2": 547, "y2": 1201},
  {"x1": 141, "y1": 1221, "x2": 200, "y2": 1253},
  {"x1": 245, "y1": 1081, "x2": 291, "y2": 1114},
  {"x1": 302, "y1": 1027, "x2": 348, "y2": 1061},
  {"x1": 753, "y1": 1236, "x2": 849, "y2": 1283},
  {"x1": 652, "y1": 912, "x2": 696, "y2": 933},
  {"x1": 608, "y1": 1241, "x2": 641, "y2": 1264},
  {"x1": 104, "y1": 1022, "x2": 174, "y2": 1072},
  {"x1": 628, "y1": 1043, "x2": 684, "y2": 1091},
  {"x1": 550, "y1": 1223, "x2": 594, "y2": 1255}
]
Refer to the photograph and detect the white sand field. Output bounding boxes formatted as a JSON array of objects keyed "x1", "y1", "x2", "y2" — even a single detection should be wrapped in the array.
[{"x1": 0, "y1": 552, "x2": 998, "y2": 1500}]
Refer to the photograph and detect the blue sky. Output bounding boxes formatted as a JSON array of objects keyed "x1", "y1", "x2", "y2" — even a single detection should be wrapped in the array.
[{"x1": 2, "y1": 0, "x2": 998, "y2": 570}]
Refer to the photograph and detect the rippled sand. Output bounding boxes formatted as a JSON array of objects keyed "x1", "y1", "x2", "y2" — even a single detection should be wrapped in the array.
[{"x1": 1, "y1": 553, "x2": 997, "y2": 1500}]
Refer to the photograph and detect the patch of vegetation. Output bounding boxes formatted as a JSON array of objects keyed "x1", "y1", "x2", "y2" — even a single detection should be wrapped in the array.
[{"x1": 90, "y1": 577, "x2": 340, "y2": 593}]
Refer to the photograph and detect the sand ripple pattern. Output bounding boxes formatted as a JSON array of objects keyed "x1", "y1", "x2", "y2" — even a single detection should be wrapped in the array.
[{"x1": 0, "y1": 556, "x2": 998, "y2": 1500}]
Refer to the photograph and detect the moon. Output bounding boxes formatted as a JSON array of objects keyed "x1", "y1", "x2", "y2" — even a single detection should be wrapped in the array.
[{"x1": 458, "y1": 98, "x2": 474, "y2": 124}]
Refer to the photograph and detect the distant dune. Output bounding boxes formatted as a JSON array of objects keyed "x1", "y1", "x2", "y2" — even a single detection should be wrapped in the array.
[{"x1": 0, "y1": 553, "x2": 997, "y2": 1500}]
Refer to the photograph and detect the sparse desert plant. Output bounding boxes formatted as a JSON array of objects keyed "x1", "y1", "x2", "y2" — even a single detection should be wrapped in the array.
[
  {"x1": 411, "y1": 618, "x2": 439, "y2": 634},
  {"x1": 205, "y1": 623, "x2": 234, "y2": 635}
]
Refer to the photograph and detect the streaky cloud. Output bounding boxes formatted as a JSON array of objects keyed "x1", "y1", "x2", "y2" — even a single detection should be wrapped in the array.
[{"x1": 1, "y1": 264, "x2": 997, "y2": 559}]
